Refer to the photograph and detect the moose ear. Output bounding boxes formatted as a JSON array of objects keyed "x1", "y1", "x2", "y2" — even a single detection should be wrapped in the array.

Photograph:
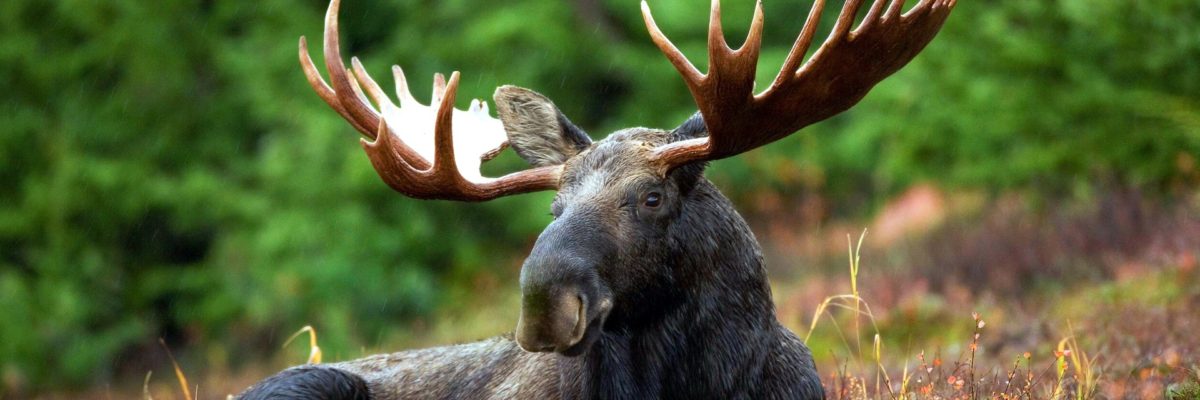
[
  {"x1": 494, "y1": 86, "x2": 592, "y2": 167},
  {"x1": 671, "y1": 112, "x2": 708, "y2": 140}
]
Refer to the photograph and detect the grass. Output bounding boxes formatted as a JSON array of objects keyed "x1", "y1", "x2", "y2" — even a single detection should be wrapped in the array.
[
  {"x1": 43, "y1": 254, "x2": 1200, "y2": 400},
  {"x1": 47, "y1": 239, "x2": 1200, "y2": 400},
  {"x1": 788, "y1": 229, "x2": 1198, "y2": 399},
  {"x1": 145, "y1": 339, "x2": 194, "y2": 400},
  {"x1": 281, "y1": 326, "x2": 323, "y2": 365},
  {"x1": 798, "y1": 230, "x2": 1104, "y2": 399}
]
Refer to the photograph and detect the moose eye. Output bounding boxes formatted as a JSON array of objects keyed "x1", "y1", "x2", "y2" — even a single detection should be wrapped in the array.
[{"x1": 643, "y1": 192, "x2": 662, "y2": 208}]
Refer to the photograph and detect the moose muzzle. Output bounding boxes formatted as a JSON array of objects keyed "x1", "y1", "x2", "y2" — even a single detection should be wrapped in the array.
[
  {"x1": 516, "y1": 282, "x2": 612, "y2": 356},
  {"x1": 515, "y1": 214, "x2": 614, "y2": 356},
  {"x1": 516, "y1": 287, "x2": 587, "y2": 353}
]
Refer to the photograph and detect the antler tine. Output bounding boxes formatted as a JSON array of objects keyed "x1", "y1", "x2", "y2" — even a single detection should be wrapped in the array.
[
  {"x1": 431, "y1": 72, "x2": 461, "y2": 175},
  {"x1": 350, "y1": 57, "x2": 391, "y2": 113},
  {"x1": 709, "y1": 0, "x2": 765, "y2": 82},
  {"x1": 856, "y1": 0, "x2": 888, "y2": 33},
  {"x1": 743, "y1": 1, "x2": 766, "y2": 56},
  {"x1": 885, "y1": 0, "x2": 908, "y2": 20},
  {"x1": 392, "y1": 65, "x2": 418, "y2": 107},
  {"x1": 773, "y1": 0, "x2": 826, "y2": 88},
  {"x1": 345, "y1": 67, "x2": 375, "y2": 115},
  {"x1": 829, "y1": 0, "x2": 867, "y2": 41},
  {"x1": 321, "y1": 0, "x2": 382, "y2": 139},
  {"x1": 640, "y1": 1, "x2": 704, "y2": 87},
  {"x1": 299, "y1": 37, "x2": 369, "y2": 135},
  {"x1": 706, "y1": 0, "x2": 728, "y2": 54}
]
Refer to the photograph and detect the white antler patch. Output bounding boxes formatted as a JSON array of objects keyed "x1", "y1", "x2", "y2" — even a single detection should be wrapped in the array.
[{"x1": 354, "y1": 63, "x2": 508, "y2": 183}]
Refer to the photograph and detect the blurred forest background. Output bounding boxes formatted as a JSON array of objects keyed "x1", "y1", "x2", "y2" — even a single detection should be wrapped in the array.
[{"x1": 2, "y1": 0, "x2": 1199, "y2": 398}]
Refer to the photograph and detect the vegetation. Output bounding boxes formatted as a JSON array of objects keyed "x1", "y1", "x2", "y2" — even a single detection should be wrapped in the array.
[{"x1": 1, "y1": 0, "x2": 1197, "y2": 396}]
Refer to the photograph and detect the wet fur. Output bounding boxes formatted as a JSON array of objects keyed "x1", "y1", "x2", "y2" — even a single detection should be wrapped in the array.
[{"x1": 239, "y1": 115, "x2": 823, "y2": 400}]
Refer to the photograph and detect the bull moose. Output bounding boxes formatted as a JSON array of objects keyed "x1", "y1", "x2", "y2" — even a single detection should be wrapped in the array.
[{"x1": 239, "y1": 0, "x2": 954, "y2": 398}]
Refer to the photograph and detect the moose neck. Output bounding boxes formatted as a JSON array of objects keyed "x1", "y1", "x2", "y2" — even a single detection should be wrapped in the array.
[{"x1": 561, "y1": 179, "x2": 780, "y2": 398}]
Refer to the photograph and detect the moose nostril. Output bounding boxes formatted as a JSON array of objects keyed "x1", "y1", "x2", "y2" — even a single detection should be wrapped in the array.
[
  {"x1": 516, "y1": 289, "x2": 589, "y2": 353},
  {"x1": 567, "y1": 294, "x2": 587, "y2": 343}
]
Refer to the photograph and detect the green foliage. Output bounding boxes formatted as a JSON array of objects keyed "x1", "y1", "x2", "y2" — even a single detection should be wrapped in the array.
[
  {"x1": 0, "y1": 0, "x2": 1196, "y2": 392},
  {"x1": 805, "y1": 0, "x2": 1200, "y2": 203}
]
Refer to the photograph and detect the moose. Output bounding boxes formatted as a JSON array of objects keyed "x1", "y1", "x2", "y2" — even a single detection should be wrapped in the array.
[{"x1": 239, "y1": 0, "x2": 954, "y2": 398}]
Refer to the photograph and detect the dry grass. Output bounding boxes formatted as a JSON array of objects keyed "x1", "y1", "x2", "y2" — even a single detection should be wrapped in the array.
[
  {"x1": 786, "y1": 233, "x2": 1199, "y2": 399},
  {"x1": 802, "y1": 231, "x2": 1106, "y2": 399},
  {"x1": 762, "y1": 187, "x2": 1200, "y2": 399}
]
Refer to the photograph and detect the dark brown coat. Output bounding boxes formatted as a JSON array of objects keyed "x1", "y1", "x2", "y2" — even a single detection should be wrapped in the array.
[{"x1": 239, "y1": 111, "x2": 825, "y2": 399}]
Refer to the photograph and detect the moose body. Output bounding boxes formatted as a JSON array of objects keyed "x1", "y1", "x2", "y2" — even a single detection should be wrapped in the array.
[
  {"x1": 240, "y1": 0, "x2": 953, "y2": 398},
  {"x1": 241, "y1": 128, "x2": 823, "y2": 399}
]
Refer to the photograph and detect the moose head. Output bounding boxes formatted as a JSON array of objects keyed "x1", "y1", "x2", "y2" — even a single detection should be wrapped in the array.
[{"x1": 240, "y1": 0, "x2": 955, "y2": 398}]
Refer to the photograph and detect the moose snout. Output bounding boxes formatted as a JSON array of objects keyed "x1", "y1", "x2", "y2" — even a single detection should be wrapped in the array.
[
  {"x1": 515, "y1": 289, "x2": 587, "y2": 353},
  {"x1": 516, "y1": 214, "x2": 616, "y2": 355}
]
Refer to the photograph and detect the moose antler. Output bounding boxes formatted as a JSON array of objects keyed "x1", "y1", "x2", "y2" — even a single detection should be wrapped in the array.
[
  {"x1": 299, "y1": 0, "x2": 561, "y2": 201},
  {"x1": 643, "y1": 0, "x2": 956, "y2": 172}
]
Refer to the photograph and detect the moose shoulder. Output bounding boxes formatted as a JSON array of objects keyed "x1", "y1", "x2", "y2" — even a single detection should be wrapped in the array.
[{"x1": 239, "y1": 0, "x2": 955, "y2": 398}]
